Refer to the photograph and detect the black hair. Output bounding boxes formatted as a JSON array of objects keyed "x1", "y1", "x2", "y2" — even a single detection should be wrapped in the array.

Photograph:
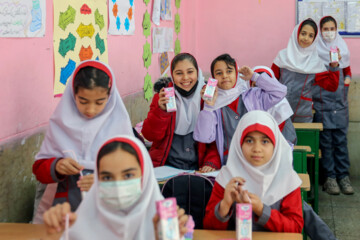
[
  {"x1": 73, "y1": 67, "x2": 110, "y2": 95},
  {"x1": 320, "y1": 16, "x2": 337, "y2": 30},
  {"x1": 96, "y1": 141, "x2": 140, "y2": 170},
  {"x1": 210, "y1": 54, "x2": 236, "y2": 78},
  {"x1": 300, "y1": 18, "x2": 318, "y2": 36},
  {"x1": 171, "y1": 53, "x2": 199, "y2": 73}
]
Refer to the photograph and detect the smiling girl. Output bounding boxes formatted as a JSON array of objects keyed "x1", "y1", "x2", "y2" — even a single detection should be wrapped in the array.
[
  {"x1": 272, "y1": 18, "x2": 340, "y2": 123},
  {"x1": 142, "y1": 53, "x2": 221, "y2": 172},
  {"x1": 32, "y1": 60, "x2": 134, "y2": 222}
]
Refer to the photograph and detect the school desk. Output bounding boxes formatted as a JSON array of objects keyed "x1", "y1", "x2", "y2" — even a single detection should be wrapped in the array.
[
  {"x1": 0, "y1": 223, "x2": 302, "y2": 240},
  {"x1": 293, "y1": 122, "x2": 322, "y2": 214},
  {"x1": 193, "y1": 229, "x2": 302, "y2": 240}
]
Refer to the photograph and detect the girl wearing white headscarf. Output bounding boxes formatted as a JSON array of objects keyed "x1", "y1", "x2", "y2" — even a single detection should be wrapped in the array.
[
  {"x1": 43, "y1": 136, "x2": 189, "y2": 239},
  {"x1": 203, "y1": 111, "x2": 303, "y2": 232},
  {"x1": 32, "y1": 60, "x2": 134, "y2": 222},
  {"x1": 313, "y1": 16, "x2": 354, "y2": 195},
  {"x1": 142, "y1": 53, "x2": 221, "y2": 172},
  {"x1": 272, "y1": 18, "x2": 340, "y2": 123},
  {"x1": 193, "y1": 54, "x2": 287, "y2": 165}
]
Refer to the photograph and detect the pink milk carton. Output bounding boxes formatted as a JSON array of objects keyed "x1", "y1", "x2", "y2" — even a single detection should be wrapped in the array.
[
  {"x1": 330, "y1": 47, "x2": 339, "y2": 63},
  {"x1": 203, "y1": 78, "x2": 218, "y2": 101},
  {"x1": 156, "y1": 197, "x2": 180, "y2": 240},
  {"x1": 164, "y1": 87, "x2": 177, "y2": 112},
  {"x1": 236, "y1": 204, "x2": 252, "y2": 240}
]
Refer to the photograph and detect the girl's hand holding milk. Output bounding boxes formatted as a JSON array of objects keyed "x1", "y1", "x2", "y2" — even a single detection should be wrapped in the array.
[
  {"x1": 240, "y1": 190, "x2": 264, "y2": 217},
  {"x1": 219, "y1": 177, "x2": 246, "y2": 218},
  {"x1": 200, "y1": 86, "x2": 218, "y2": 107},
  {"x1": 55, "y1": 158, "x2": 84, "y2": 176},
  {"x1": 158, "y1": 88, "x2": 169, "y2": 111},
  {"x1": 77, "y1": 174, "x2": 94, "y2": 192}
]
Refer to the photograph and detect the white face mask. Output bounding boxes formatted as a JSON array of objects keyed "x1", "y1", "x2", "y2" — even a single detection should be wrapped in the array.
[
  {"x1": 99, "y1": 178, "x2": 142, "y2": 211},
  {"x1": 322, "y1": 31, "x2": 336, "y2": 42}
]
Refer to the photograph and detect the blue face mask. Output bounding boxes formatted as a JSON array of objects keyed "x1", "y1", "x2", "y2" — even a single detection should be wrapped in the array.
[{"x1": 99, "y1": 178, "x2": 142, "y2": 211}]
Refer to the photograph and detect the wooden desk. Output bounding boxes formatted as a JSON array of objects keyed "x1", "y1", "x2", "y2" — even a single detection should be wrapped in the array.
[
  {"x1": 299, "y1": 173, "x2": 310, "y2": 192},
  {"x1": 293, "y1": 123, "x2": 322, "y2": 214},
  {"x1": 0, "y1": 224, "x2": 302, "y2": 240},
  {"x1": 293, "y1": 145, "x2": 311, "y2": 152},
  {"x1": 193, "y1": 229, "x2": 302, "y2": 240}
]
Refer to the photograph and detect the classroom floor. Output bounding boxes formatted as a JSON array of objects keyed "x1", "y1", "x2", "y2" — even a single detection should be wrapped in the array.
[{"x1": 318, "y1": 175, "x2": 360, "y2": 240}]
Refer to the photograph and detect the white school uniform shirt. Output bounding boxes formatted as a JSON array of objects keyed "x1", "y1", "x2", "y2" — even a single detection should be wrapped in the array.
[
  {"x1": 317, "y1": 17, "x2": 350, "y2": 68},
  {"x1": 274, "y1": 21, "x2": 327, "y2": 74},
  {"x1": 216, "y1": 111, "x2": 301, "y2": 206},
  {"x1": 61, "y1": 136, "x2": 164, "y2": 240}
]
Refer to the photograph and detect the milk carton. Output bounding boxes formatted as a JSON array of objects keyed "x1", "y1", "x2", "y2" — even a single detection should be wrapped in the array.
[
  {"x1": 203, "y1": 78, "x2": 218, "y2": 101},
  {"x1": 164, "y1": 87, "x2": 177, "y2": 112},
  {"x1": 156, "y1": 197, "x2": 180, "y2": 240},
  {"x1": 236, "y1": 203, "x2": 252, "y2": 240},
  {"x1": 330, "y1": 47, "x2": 339, "y2": 63}
]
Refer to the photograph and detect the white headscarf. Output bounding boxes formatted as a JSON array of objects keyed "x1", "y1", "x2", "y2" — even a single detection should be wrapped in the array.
[
  {"x1": 211, "y1": 72, "x2": 249, "y2": 111},
  {"x1": 274, "y1": 20, "x2": 327, "y2": 74},
  {"x1": 173, "y1": 63, "x2": 205, "y2": 136},
  {"x1": 62, "y1": 136, "x2": 164, "y2": 240},
  {"x1": 35, "y1": 60, "x2": 134, "y2": 170},
  {"x1": 317, "y1": 16, "x2": 350, "y2": 68},
  {"x1": 252, "y1": 66, "x2": 293, "y2": 124},
  {"x1": 216, "y1": 111, "x2": 301, "y2": 205}
]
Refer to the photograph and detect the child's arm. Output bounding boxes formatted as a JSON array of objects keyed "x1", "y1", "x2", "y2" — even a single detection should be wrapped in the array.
[
  {"x1": 258, "y1": 188, "x2": 304, "y2": 233},
  {"x1": 198, "y1": 141, "x2": 221, "y2": 172},
  {"x1": 142, "y1": 91, "x2": 173, "y2": 142},
  {"x1": 343, "y1": 66, "x2": 352, "y2": 85},
  {"x1": 43, "y1": 202, "x2": 77, "y2": 234},
  {"x1": 314, "y1": 66, "x2": 340, "y2": 92},
  {"x1": 241, "y1": 65, "x2": 287, "y2": 111}
]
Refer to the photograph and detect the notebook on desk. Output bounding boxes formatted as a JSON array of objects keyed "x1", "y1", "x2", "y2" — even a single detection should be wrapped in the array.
[{"x1": 154, "y1": 166, "x2": 220, "y2": 182}]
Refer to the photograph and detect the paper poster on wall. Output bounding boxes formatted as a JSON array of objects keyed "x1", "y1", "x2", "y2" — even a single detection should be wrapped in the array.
[
  {"x1": 347, "y1": 2, "x2": 360, "y2": 32},
  {"x1": 153, "y1": 27, "x2": 173, "y2": 53},
  {"x1": 109, "y1": 0, "x2": 135, "y2": 35},
  {"x1": 152, "y1": 0, "x2": 161, "y2": 25},
  {"x1": 0, "y1": 0, "x2": 46, "y2": 37},
  {"x1": 323, "y1": 2, "x2": 345, "y2": 31},
  {"x1": 144, "y1": 73, "x2": 153, "y2": 101},
  {"x1": 53, "y1": 0, "x2": 108, "y2": 96},
  {"x1": 159, "y1": 52, "x2": 170, "y2": 76},
  {"x1": 161, "y1": 0, "x2": 172, "y2": 20},
  {"x1": 143, "y1": 41, "x2": 152, "y2": 68},
  {"x1": 174, "y1": 38, "x2": 181, "y2": 55},
  {"x1": 298, "y1": 2, "x2": 323, "y2": 24},
  {"x1": 143, "y1": 10, "x2": 151, "y2": 37}
]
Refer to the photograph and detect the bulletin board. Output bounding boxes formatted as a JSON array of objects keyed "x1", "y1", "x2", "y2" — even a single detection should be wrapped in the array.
[{"x1": 296, "y1": 0, "x2": 360, "y2": 37}]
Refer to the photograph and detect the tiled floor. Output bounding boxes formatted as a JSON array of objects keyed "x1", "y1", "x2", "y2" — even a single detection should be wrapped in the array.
[{"x1": 318, "y1": 176, "x2": 360, "y2": 240}]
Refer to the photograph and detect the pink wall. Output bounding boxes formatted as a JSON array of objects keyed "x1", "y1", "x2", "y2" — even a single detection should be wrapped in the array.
[
  {"x1": 0, "y1": 1, "x2": 179, "y2": 142},
  {"x1": 182, "y1": 0, "x2": 360, "y2": 76},
  {"x1": 1, "y1": 0, "x2": 360, "y2": 143}
]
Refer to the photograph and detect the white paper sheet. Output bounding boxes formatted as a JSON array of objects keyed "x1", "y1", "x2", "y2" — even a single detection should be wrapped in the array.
[
  {"x1": 323, "y1": 2, "x2": 346, "y2": 31},
  {"x1": 153, "y1": 27, "x2": 173, "y2": 53},
  {"x1": 161, "y1": 0, "x2": 172, "y2": 20},
  {"x1": 154, "y1": 166, "x2": 195, "y2": 182},
  {"x1": 347, "y1": 2, "x2": 360, "y2": 32},
  {"x1": 108, "y1": 0, "x2": 135, "y2": 35},
  {"x1": 0, "y1": 0, "x2": 46, "y2": 37}
]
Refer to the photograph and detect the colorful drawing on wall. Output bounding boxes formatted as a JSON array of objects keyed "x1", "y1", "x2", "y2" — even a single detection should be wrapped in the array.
[
  {"x1": 144, "y1": 73, "x2": 153, "y2": 101},
  {"x1": 174, "y1": 13, "x2": 180, "y2": 34},
  {"x1": 143, "y1": 41, "x2": 152, "y2": 69},
  {"x1": 142, "y1": 10, "x2": 151, "y2": 37},
  {"x1": 175, "y1": 38, "x2": 181, "y2": 55},
  {"x1": 109, "y1": 0, "x2": 135, "y2": 35},
  {"x1": 53, "y1": 0, "x2": 108, "y2": 96},
  {"x1": 153, "y1": 27, "x2": 173, "y2": 53},
  {"x1": 160, "y1": 52, "x2": 170, "y2": 76},
  {"x1": 161, "y1": 0, "x2": 172, "y2": 20},
  {"x1": 175, "y1": 0, "x2": 181, "y2": 9},
  {"x1": 0, "y1": 0, "x2": 46, "y2": 37}
]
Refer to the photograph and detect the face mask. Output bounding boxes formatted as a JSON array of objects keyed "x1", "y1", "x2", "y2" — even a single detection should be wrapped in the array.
[
  {"x1": 175, "y1": 80, "x2": 199, "y2": 97},
  {"x1": 322, "y1": 31, "x2": 336, "y2": 42},
  {"x1": 99, "y1": 178, "x2": 142, "y2": 211}
]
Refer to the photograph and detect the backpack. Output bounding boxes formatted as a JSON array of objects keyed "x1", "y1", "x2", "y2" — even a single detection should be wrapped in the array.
[{"x1": 161, "y1": 173, "x2": 214, "y2": 229}]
